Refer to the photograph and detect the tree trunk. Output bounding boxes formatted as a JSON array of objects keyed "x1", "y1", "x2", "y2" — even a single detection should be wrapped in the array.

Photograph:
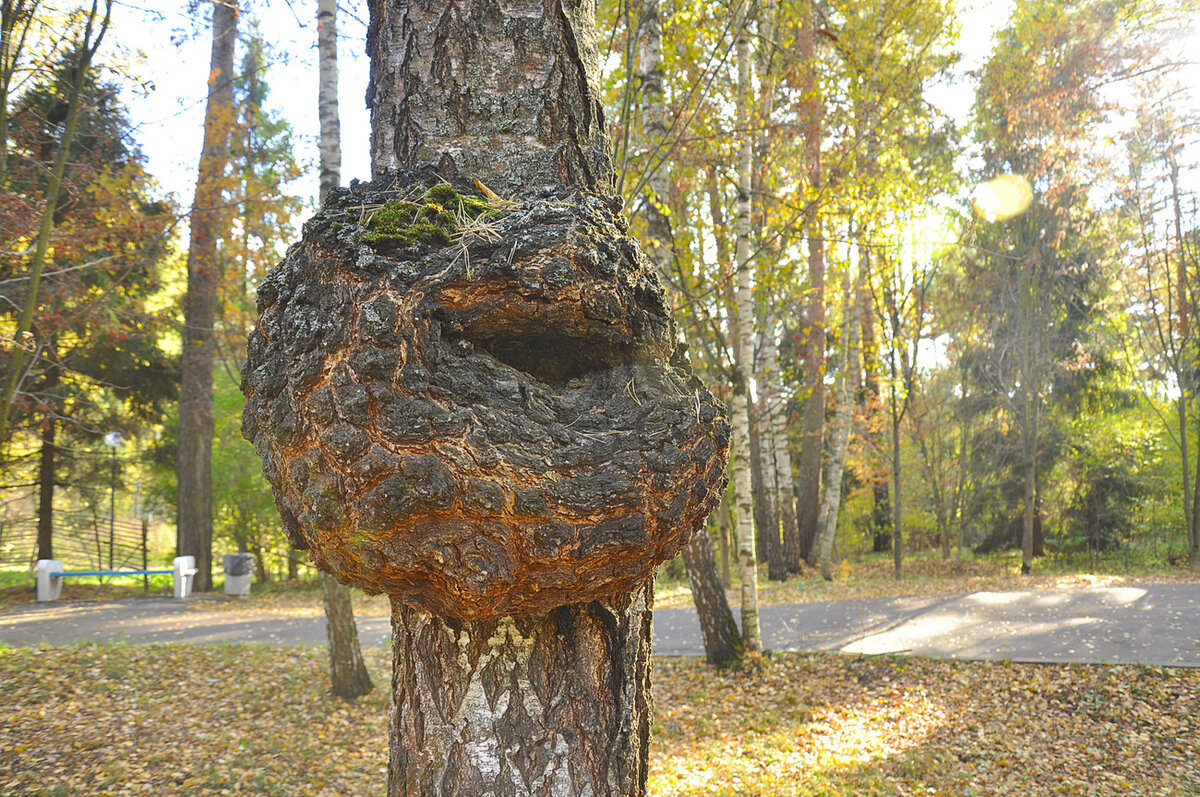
[
  {"x1": 36, "y1": 413, "x2": 55, "y2": 561},
  {"x1": 795, "y1": 4, "x2": 824, "y2": 566},
  {"x1": 860, "y1": 284, "x2": 891, "y2": 553},
  {"x1": 178, "y1": 0, "x2": 237, "y2": 592},
  {"x1": 636, "y1": 0, "x2": 739, "y2": 663},
  {"x1": 321, "y1": 572, "x2": 373, "y2": 700},
  {"x1": 388, "y1": 585, "x2": 653, "y2": 795},
  {"x1": 750, "y1": 402, "x2": 786, "y2": 580},
  {"x1": 357, "y1": 0, "x2": 722, "y2": 789},
  {"x1": 818, "y1": 268, "x2": 859, "y2": 580},
  {"x1": 763, "y1": 325, "x2": 801, "y2": 573},
  {"x1": 317, "y1": 0, "x2": 340, "y2": 203},
  {"x1": 316, "y1": 0, "x2": 373, "y2": 704},
  {"x1": 719, "y1": 494, "x2": 733, "y2": 587},
  {"x1": 680, "y1": 528, "x2": 742, "y2": 666},
  {"x1": 732, "y1": 0, "x2": 761, "y2": 654}
]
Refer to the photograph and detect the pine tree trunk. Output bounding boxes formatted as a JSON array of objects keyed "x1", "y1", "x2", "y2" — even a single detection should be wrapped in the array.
[
  {"x1": 178, "y1": 0, "x2": 237, "y2": 592},
  {"x1": 795, "y1": 6, "x2": 824, "y2": 566},
  {"x1": 732, "y1": 0, "x2": 761, "y2": 654}
]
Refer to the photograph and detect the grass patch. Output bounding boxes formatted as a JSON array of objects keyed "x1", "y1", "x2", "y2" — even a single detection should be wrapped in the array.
[{"x1": 0, "y1": 645, "x2": 1195, "y2": 795}]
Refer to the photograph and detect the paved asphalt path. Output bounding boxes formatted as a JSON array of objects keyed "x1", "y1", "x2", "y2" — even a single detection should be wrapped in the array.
[{"x1": 1, "y1": 583, "x2": 1197, "y2": 667}]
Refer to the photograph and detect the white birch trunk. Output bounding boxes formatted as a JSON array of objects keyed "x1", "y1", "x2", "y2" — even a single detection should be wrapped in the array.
[
  {"x1": 317, "y1": 0, "x2": 340, "y2": 203},
  {"x1": 762, "y1": 320, "x2": 799, "y2": 571},
  {"x1": 732, "y1": 0, "x2": 761, "y2": 653},
  {"x1": 818, "y1": 264, "x2": 860, "y2": 580}
]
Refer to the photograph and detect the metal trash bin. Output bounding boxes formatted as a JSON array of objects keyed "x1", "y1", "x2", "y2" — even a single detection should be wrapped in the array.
[{"x1": 222, "y1": 553, "x2": 254, "y2": 596}]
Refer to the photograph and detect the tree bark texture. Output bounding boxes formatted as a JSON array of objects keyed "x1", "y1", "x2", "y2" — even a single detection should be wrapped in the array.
[
  {"x1": 321, "y1": 570, "x2": 374, "y2": 700},
  {"x1": 636, "y1": 0, "x2": 672, "y2": 287},
  {"x1": 247, "y1": 1, "x2": 731, "y2": 793},
  {"x1": 316, "y1": 0, "x2": 373, "y2": 705},
  {"x1": 178, "y1": 0, "x2": 237, "y2": 592},
  {"x1": 794, "y1": 2, "x2": 824, "y2": 567},
  {"x1": 367, "y1": 0, "x2": 613, "y2": 197},
  {"x1": 388, "y1": 584, "x2": 653, "y2": 796},
  {"x1": 679, "y1": 527, "x2": 741, "y2": 665}
]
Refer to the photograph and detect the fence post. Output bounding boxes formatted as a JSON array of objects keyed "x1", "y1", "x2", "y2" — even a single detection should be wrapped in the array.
[
  {"x1": 36, "y1": 559, "x2": 64, "y2": 601},
  {"x1": 142, "y1": 518, "x2": 149, "y2": 594}
]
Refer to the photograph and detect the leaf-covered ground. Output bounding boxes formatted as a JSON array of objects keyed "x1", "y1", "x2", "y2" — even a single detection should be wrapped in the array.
[{"x1": 1, "y1": 644, "x2": 1196, "y2": 796}]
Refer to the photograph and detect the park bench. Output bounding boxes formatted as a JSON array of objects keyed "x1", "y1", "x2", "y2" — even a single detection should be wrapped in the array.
[{"x1": 35, "y1": 556, "x2": 198, "y2": 602}]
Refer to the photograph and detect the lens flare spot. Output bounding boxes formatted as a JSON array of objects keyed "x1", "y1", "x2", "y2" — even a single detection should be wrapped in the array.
[{"x1": 972, "y1": 174, "x2": 1033, "y2": 221}]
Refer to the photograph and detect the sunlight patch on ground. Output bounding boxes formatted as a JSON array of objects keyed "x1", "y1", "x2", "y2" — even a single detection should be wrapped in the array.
[{"x1": 650, "y1": 687, "x2": 947, "y2": 795}]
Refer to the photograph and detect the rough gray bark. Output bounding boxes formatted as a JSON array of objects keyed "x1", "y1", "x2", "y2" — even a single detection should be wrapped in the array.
[
  {"x1": 178, "y1": 0, "x2": 237, "y2": 591},
  {"x1": 246, "y1": 1, "x2": 730, "y2": 791},
  {"x1": 388, "y1": 583, "x2": 653, "y2": 796},
  {"x1": 367, "y1": 0, "x2": 613, "y2": 196},
  {"x1": 680, "y1": 527, "x2": 741, "y2": 665},
  {"x1": 321, "y1": 571, "x2": 373, "y2": 700}
]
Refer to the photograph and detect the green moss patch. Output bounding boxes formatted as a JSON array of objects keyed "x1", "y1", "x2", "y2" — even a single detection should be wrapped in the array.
[{"x1": 362, "y1": 184, "x2": 501, "y2": 250}]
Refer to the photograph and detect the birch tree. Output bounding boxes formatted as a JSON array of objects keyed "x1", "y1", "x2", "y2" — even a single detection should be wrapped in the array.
[
  {"x1": 314, "y1": 0, "x2": 373, "y2": 701},
  {"x1": 732, "y1": 0, "x2": 762, "y2": 653}
]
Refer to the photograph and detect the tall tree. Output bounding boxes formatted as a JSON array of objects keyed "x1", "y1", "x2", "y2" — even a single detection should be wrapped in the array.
[
  {"x1": 731, "y1": 0, "x2": 762, "y2": 654},
  {"x1": 245, "y1": 0, "x2": 724, "y2": 789},
  {"x1": 965, "y1": 0, "x2": 1118, "y2": 574},
  {"x1": 0, "y1": 0, "x2": 111, "y2": 445},
  {"x1": 315, "y1": 0, "x2": 373, "y2": 701},
  {"x1": 793, "y1": 0, "x2": 825, "y2": 565},
  {"x1": 1, "y1": 52, "x2": 175, "y2": 561},
  {"x1": 178, "y1": 0, "x2": 238, "y2": 591},
  {"x1": 636, "y1": 0, "x2": 741, "y2": 666}
]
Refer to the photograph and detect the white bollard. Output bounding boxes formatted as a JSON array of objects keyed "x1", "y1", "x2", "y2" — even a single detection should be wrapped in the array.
[
  {"x1": 173, "y1": 555, "x2": 197, "y2": 599},
  {"x1": 36, "y1": 560, "x2": 64, "y2": 602}
]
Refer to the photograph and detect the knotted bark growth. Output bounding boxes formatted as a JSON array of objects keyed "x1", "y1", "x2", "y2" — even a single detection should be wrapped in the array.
[{"x1": 242, "y1": 174, "x2": 729, "y2": 621}]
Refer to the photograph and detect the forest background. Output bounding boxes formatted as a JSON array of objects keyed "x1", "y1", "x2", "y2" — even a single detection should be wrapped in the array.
[{"x1": 2, "y1": 0, "x2": 1200, "y2": 598}]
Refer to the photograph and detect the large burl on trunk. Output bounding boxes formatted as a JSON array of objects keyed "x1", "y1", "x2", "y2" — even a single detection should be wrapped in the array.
[
  {"x1": 242, "y1": 0, "x2": 730, "y2": 792},
  {"x1": 242, "y1": 178, "x2": 728, "y2": 618}
]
